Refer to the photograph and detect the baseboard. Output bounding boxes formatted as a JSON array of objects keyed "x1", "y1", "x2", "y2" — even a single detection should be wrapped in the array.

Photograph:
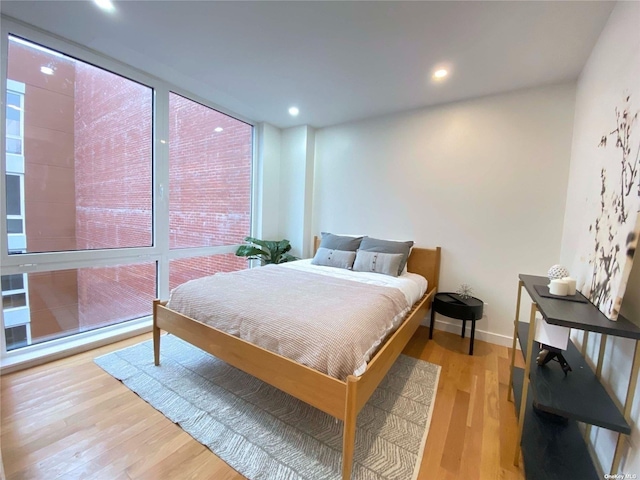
[
  {"x1": 421, "y1": 317, "x2": 517, "y2": 348},
  {"x1": 0, "y1": 317, "x2": 152, "y2": 375}
]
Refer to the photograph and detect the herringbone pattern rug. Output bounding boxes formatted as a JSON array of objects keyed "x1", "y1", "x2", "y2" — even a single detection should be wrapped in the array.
[{"x1": 95, "y1": 335, "x2": 440, "y2": 480}]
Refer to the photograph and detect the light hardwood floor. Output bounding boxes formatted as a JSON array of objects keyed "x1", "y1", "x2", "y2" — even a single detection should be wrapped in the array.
[{"x1": 1, "y1": 326, "x2": 525, "y2": 480}]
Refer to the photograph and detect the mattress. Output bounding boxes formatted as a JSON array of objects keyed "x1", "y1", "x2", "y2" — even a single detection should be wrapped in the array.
[{"x1": 167, "y1": 261, "x2": 428, "y2": 380}]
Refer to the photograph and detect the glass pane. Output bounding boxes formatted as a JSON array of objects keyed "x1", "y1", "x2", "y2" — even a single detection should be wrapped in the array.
[
  {"x1": 1, "y1": 274, "x2": 24, "y2": 291},
  {"x1": 6, "y1": 325, "x2": 28, "y2": 351},
  {"x1": 6, "y1": 36, "x2": 153, "y2": 254},
  {"x1": 2, "y1": 263, "x2": 156, "y2": 350},
  {"x1": 7, "y1": 92, "x2": 20, "y2": 108},
  {"x1": 6, "y1": 175, "x2": 21, "y2": 215},
  {"x1": 169, "y1": 253, "x2": 247, "y2": 291},
  {"x1": 3, "y1": 293, "x2": 26, "y2": 309},
  {"x1": 5, "y1": 137, "x2": 21, "y2": 154},
  {"x1": 7, "y1": 219, "x2": 23, "y2": 234},
  {"x1": 6, "y1": 93, "x2": 21, "y2": 137},
  {"x1": 169, "y1": 93, "x2": 252, "y2": 249}
]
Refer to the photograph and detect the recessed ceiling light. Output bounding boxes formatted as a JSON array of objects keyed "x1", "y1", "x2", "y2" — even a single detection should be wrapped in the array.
[
  {"x1": 433, "y1": 69, "x2": 448, "y2": 79},
  {"x1": 94, "y1": 0, "x2": 115, "y2": 12},
  {"x1": 214, "y1": 127, "x2": 224, "y2": 133},
  {"x1": 288, "y1": 107, "x2": 299, "y2": 117},
  {"x1": 40, "y1": 66, "x2": 54, "y2": 75}
]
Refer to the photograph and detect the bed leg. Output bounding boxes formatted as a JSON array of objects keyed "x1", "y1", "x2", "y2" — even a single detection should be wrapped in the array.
[
  {"x1": 342, "y1": 375, "x2": 359, "y2": 479},
  {"x1": 153, "y1": 299, "x2": 161, "y2": 366}
]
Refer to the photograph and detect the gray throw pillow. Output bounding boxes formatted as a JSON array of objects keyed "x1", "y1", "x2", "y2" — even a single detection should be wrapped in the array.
[
  {"x1": 319, "y1": 232, "x2": 363, "y2": 252},
  {"x1": 311, "y1": 247, "x2": 357, "y2": 269},
  {"x1": 358, "y1": 237, "x2": 414, "y2": 276},
  {"x1": 352, "y1": 251, "x2": 404, "y2": 277}
]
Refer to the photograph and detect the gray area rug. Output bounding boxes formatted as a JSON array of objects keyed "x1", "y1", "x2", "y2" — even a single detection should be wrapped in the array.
[{"x1": 95, "y1": 335, "x2": 440, "y2": 480}]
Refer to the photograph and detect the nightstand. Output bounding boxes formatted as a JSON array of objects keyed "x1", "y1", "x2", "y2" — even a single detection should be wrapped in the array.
[{"x1": 430, "y1": 292, "x2": 484, "y2": 355}]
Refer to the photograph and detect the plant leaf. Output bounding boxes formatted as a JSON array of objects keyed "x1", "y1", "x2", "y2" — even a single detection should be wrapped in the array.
[
  {"x1": 236, "y1": 245, "x2": 268, "y2": 259},
  {"x1": 277, "y1": 253, "x2": 298, "y2": 264},
  {"x1": 237, "y1": 237, "x2": 297, "y2": 264}
]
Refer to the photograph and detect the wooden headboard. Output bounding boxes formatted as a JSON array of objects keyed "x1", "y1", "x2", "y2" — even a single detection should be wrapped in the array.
[
  {"x1": 407, "y1": 246, "x2": 441, "y2": 293},
  {"x1": 312, "y1": 236, "x2": 440, "y2": 293}
]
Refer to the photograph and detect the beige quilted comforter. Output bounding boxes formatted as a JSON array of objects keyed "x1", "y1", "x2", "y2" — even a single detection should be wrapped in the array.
[{"x1": 167, "y1": 264, "x2": 411, "y2": 380}]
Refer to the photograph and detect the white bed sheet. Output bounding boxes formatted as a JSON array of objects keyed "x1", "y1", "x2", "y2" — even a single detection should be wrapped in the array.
[{"x1": 279, "y1": 258, "x2": 428, "y2": 305}]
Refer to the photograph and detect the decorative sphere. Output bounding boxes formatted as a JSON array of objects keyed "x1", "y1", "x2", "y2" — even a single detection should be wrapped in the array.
[{"x1": 548, "y1": 265, "x2": 570, "y2": 280}]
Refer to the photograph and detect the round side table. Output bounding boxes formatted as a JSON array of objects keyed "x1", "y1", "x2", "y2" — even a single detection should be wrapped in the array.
[{"x1": 430, "y1": 292, "x2": 484, "y2": 355}]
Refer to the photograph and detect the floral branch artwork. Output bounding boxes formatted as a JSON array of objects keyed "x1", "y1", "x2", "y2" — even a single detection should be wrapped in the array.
[
  {"x1": 585, "y1": 94, "x2": 640, "y2": 320},
  {"x1": 598, "y1": 96, "x2": 640, "y2": 223}
]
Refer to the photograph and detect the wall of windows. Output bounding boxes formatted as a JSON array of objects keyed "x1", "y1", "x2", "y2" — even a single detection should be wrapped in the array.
[{"x1": 1, "y1": 20, "x2": 254, "y2": 363}]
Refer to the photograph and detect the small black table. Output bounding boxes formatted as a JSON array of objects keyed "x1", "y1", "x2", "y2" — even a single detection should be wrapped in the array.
[{"x1": 430, "y1": 292, "x2": 484, "y2": 355}]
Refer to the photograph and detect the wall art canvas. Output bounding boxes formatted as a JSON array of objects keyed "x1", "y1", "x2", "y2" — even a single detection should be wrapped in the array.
[{"x1": 578, "y1": 93, "x2": 640, "y2": 320}]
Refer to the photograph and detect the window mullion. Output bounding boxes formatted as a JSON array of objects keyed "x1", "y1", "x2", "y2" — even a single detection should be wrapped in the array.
[{"x1": 154, "y1": 85, "x2": 170, "y2": 301}]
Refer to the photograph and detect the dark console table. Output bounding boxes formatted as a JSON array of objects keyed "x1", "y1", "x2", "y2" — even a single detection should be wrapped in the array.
[
  {"x1": 508, "y1": 274, "x2": 640, "y2": 480},
  {"x1": 430, "y1": 292, "x2": 484, "y2": 355}
]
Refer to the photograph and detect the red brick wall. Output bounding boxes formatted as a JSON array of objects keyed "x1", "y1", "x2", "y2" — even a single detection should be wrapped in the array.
[
  {"x1": 168, "y1": 93, "x2": 251, "y2": 274},
  {"x1": 74, "y1": 64, "x2": 153, "y2": 250},
  {"x1": 77, "y1": 263, "x2": 157, "y2": 330},
  {"x1": 170, "y1": 254, "x2": 250, "y2": 291}
]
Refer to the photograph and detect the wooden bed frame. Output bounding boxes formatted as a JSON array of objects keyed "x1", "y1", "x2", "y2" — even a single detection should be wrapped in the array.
[{"x1": 153, "y1": 238, "x2": 441, "y2": 479}]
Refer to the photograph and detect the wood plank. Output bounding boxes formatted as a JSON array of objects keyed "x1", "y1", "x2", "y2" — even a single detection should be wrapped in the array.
[
  {"x1": 440, "y1": 388, "x2": 470, "y2": 475},
  {"x1": 480, "y1": 369, "x2": 501, "y2": 480},
  {"x1": 63, "y1": 422, "x2": 186, "y2": 479},
  {"x1": 459, "y1": 373, "x2": 484, "y2": 480}
]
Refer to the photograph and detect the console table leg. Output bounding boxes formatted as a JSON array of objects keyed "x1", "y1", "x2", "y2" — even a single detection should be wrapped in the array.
[
  {"x1": 508, "y1": 281, "x2": 524, "y2": 403},
  {"x1": 612, "y1": 339, "x2": 640, "y2": 474},
  {"x1": 514, "y1": 302, "x2": 537, "y2": 467},
  {"x1": 581, "y1": 330, "x2": 590, "y2": 356},
  {"x1": 585, "y1": 334, "x2": 609, "y2": 442},
  {"x1": 461, "y1": 319, "x2": 466, "y2": 338}
]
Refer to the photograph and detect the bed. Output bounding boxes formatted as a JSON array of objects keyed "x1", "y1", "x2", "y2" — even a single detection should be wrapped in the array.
[{"x1": 153, "y1": 237, "x2": 441, "y2": 479}]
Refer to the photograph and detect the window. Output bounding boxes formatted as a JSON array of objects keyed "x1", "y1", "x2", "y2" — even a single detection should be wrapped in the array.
[
  {"x1": 5, "y1": 36, "x2": 153, "y2": 255},
  {"x1": 5, "y1": 325, "x2": 28, "y2": 351},
  {"x1": 1, "y1": 28, "x2": 255, "y2": 357},
  {"x1": 5, "y1": 81, "x2": 26, "y2": 253},
  {"x1": 5, "y1": 91, "x2": 23, "y2": 155},
  {"x1": 169, "y1": 93, "x2": 252, "y2": 250},
  {"x1": 5, "y1": 174, "x2": 24, "y2": 234},
  {"x1": 2, "y1": 273, "x2": 30, "y2": 349},
  {"x1": 166, "y1": 93, "x2": 252, "y2": 302}
]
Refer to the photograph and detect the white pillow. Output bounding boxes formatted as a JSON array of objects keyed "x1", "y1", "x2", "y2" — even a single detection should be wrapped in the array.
[
  {"x1": 352, "y1": 250, "x2": 404, "y2": 277},
  {"x1": 311, "y1": 247, "x2": 357, "y2": 269}
]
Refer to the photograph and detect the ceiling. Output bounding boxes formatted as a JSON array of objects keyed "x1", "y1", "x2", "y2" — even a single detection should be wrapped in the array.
[{"x1": 0, "y1": 1, "x2": 614, "y2": 129}]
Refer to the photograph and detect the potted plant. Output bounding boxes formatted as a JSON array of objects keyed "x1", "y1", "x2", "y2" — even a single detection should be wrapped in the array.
[{"x1": 235, "y1": 236, "x2": 298, "y2": 265}]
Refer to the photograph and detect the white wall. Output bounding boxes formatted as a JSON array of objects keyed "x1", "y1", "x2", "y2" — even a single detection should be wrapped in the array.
[
  {"x1": 560, "y1": 1, "x2": 640, "y2": 474},
  {"x1": 313, "y1": 83, "x2": 576, "y2": 344},
  {"x1": 254, "y1": 122, "x2": 281, "y2": 240},
  {"x1": 279, "y1": 125, "x2": 315, "y2": 258}
]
